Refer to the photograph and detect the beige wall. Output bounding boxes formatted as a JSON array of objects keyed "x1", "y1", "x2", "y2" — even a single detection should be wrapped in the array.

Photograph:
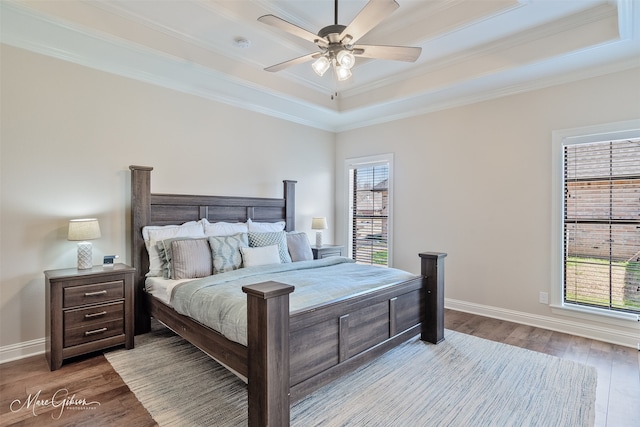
[
  {"x1": 336, "y1": 66, "x2": 640, "y2": 345},
  {"x1": 0, "y1": 45, "x2": 336, "y2": 354}
]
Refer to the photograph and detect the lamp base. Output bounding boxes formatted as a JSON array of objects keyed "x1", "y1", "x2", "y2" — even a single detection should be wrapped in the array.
[
  {"x1": 315, "y1": 231, "x2": 323, "y2": 248},
  {"x1": 77, "y1": 241, "x2": 93, "y2": 270}
]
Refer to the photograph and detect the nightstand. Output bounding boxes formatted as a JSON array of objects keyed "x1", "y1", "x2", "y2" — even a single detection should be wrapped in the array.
[
  {"x1": 44, "y1": 263, "x2": 135, "y2": 370},
  {"x1": 311, "y1": 244, "x2": 345, "y2": 259}
]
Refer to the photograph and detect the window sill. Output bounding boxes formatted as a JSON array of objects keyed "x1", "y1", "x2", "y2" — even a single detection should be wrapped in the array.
[{"x1": 550, "y1": 303, "x2": 639, "y2": 326}]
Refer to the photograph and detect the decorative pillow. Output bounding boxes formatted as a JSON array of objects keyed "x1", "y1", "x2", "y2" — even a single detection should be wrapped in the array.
[
  {"x1": 170, "y1": 239, "x2": 212, "y2": 279},
  {"x1": 208, "y1": 233, "x2": 249, "y2": 274},
  {"x1": 247, "y1": 218, "x2": 286, "y2": 232},
  {"x1": 157, "y1": 237, "x2": 205, "y2": 279},
  {"x1": 201, "y1": 218, "x2": 249, "y2": 236},
  {"x1": 286, "y1": 232, "x2": 314, "y2": 262},
  {"x1": 240, "y1": 245, "x2": 281, "y2": 267},
  {"x1": 143, "y1": 222, "x2": 205, "y2": 277},
  {"x1": 248, "y1": 231, "x2": 292, "y2": 263}
]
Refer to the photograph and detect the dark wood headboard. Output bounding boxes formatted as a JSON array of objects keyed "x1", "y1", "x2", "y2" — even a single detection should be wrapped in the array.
[{"x1": 129, "y1": 165, "x2": 297, "y2": 334}]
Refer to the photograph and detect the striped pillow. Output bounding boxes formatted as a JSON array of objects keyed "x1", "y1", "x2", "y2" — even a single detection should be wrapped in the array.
[{"x1": 170, "y1": 239, "x2": 212, "y2": 279}]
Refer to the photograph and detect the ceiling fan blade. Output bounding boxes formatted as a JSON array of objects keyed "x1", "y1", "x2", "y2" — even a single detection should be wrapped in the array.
[
  {"x1": 339, "y1": 0, "x2": 399, "y2": 45},
  {"x1": 264, "y1": 52, "x2": 320, "y2": 72},
  {"x1": 353, "y1": 44, "x2": 422, "y2": 62},
  {"x1": 258, "y1": 15, "x2": 327, "y2": 48}
]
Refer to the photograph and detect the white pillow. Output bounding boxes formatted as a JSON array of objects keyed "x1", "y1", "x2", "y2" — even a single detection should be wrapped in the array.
[
  {"x1": 247, "y1": 218, "x2": 286, "y2": 232},
  {"x1": 240, "y1": 245, "x2": 281, "y2": 267},
  {"x1": 201, "y1": 218, "x2": 249, "y2": 236},
  {"x1": 142, "y1": 222, "x2": 205, "y2": 277}
]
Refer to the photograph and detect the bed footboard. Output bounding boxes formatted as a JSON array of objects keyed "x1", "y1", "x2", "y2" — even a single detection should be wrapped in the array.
[{"x1": 242, "y1": 252, "x2": 446, "y2": 427}]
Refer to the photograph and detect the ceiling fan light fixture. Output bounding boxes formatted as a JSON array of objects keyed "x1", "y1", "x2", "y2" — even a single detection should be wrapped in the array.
[
  {"x1": 312, "y1": 56, "x2": 331, "y2": 76},
  {"x1": 335, "y1": 64, "x2": 352, "y2": 81},
  {"x1": 260, "y1": 0, "x2": 419, "y2": 81},
  {"x1": 336, "y1": 50, "x2": 355, "y2": 69}
]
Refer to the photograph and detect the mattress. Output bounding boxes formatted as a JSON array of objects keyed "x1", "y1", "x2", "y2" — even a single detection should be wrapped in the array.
[{"x1": 145, "y1": 276, "x2": 193, "y2": 306}]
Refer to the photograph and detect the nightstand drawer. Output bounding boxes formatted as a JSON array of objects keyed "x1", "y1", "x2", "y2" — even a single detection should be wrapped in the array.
[
  {"x1": 311, "y1": 245, "x2": 345, "y2": 260},
  {"x1": 64, "y1": 318, "x2": 124, "y2": 347},
  {"x1": 316, "y1": 249, "x2": 342, "y2": 258},
  {"x1": 64, "y1": 301, "x2": 124, "y2": 327},
  {"x1": 63, "y1": 280, "x2": 123, "y2": 308}
]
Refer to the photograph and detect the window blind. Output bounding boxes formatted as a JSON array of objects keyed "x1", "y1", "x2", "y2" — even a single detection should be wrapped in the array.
[
  {"x1": 351, "y1": 164, "x2": 389, "y2": 266},
  {"x1": 563, "y1": 138, "x2": 640, "y2": 314}
]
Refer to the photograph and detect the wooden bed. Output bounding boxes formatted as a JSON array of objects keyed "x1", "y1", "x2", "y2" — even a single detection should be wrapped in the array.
[{"x1": 129, "y1": 165, "x2": 446, "y2": 426}]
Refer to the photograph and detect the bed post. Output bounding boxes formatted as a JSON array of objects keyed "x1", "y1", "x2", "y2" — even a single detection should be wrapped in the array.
[
  {"x1": 129, "y1": 165, "x2": 153, "y2": 334},
  {"x1": 419, "y1": 252, "x2": 447, "y2": 344},
  {"x1": 243, "y1": 282, "x2": 295, "y2": 427},
  {"x1": 283, "y1": 180, "x2": 297, "y2": 231}
]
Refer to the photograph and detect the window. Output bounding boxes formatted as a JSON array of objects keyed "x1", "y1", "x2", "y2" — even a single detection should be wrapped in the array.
[
  {"x1": 553, "y1": 121, "x2": 640, "y2": 319},
  {"x1": 346, "y1": 154, "x2": 393, "y2": 266}
]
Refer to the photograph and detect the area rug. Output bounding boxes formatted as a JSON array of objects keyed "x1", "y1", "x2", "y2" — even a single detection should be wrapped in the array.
[{"x1": 105, "y1": 321, "x2": 597, "y2": 426}]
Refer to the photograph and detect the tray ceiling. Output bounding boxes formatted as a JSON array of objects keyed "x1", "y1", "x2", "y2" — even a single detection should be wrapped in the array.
[{"x1": 2, "y1": 0, "x2": 639, "y2": 131}]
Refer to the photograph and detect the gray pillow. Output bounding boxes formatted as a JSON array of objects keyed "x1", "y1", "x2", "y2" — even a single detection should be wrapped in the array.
[
  {"x1": 170, "y1": 239, "x2": 212, "y2": 279},
  {"x1": 248, "y1": 231, "x2": 292, "y2": 263},
  {"x1": 286, "y1": 232, "x2": 313, "y2": 262},
  {"x1": 208, "y1": 233, "x2": 249, "y2": 274},
  {"x1": 158, "y1": 237, "x2": 206, "y2": 279}
]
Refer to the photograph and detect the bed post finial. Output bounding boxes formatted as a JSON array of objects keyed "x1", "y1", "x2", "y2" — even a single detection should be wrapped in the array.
[
  {"x1": 130, "y1": 165, "x2": 153, "y2": 334},
  {"x1": 419, "y1": 252, "x2": 447, "y2": 344}
]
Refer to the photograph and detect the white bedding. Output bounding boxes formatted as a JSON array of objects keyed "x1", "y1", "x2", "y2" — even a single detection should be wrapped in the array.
[{"x1": 145, "y1": 276, "x2": 192, "y2": 306}]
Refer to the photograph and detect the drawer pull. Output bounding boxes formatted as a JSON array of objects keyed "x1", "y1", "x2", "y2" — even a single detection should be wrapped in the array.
[
  {"x1": 84, "y1": 327, "x2": 108, "y2": 336},
  {"x1": 84, "y1": 290, "x2": 108, "y2": 297},
  {"x1": 84, "y1": 311, "x2": 107, "y2": 319}
]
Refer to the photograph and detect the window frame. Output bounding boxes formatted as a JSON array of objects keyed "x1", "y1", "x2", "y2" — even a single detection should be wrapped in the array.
[
  {"x1": 551, "y1": 119, "x2": 640, "y2": 323},
  {"x1": 345, "y1": 153, "x2": 394, "y2": 267}
]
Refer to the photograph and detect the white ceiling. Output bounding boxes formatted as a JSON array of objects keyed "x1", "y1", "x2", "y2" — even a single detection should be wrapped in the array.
[{"x1": 2, "y1": 0, "x2": 639, "y2": 131}]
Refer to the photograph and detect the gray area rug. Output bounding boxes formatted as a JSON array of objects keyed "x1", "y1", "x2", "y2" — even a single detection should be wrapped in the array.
[{"x1": 105, "y1": 321, "x2": 596, "y2": 426}]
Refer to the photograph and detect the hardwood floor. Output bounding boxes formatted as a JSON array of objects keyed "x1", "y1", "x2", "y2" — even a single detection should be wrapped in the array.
[
  {"x1": 1, "y1": 310, "x2": 638, "y2": 426},
  {"x1": 0, "y1": 351, "x2": 156, "y2": 426}
]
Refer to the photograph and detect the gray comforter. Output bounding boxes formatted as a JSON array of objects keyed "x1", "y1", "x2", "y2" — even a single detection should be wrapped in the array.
[{"x1": 171, "y1": 257, "x2": 418, "y2": 345}]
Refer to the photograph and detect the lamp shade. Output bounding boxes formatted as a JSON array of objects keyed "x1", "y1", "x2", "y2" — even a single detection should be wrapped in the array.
[
  {"x1": 312, "y1": 56, "x2": 330, "y2": 76},
  {"x1": 337, "y1": 50, "x2": 355, "y2": 69},
  {"x1": 311, "y1": 217, "x2": 328, "y2": 230},
  {"x1": 335, "y1": 64, "x2": 352, "y2": 81},
  {"x1": 68, "y1": 218, "x2": 101, "y2": 241}
]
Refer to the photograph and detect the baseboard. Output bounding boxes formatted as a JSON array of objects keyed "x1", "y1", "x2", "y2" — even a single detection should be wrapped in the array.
[
  {"x1": 446, "y1": 298, "x2": 640, "y2": 349},
  {"x1": 0, "y1": 338, "x2": 45, "y2": 364}
]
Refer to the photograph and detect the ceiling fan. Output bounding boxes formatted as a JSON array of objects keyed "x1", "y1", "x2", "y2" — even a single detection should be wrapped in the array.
[{"x1": 258, "y1": 0, "x2": 421, "y2": 81}]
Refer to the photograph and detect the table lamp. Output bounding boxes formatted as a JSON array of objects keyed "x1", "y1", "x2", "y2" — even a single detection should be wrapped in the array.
[
  {"x1": 68, "y1": 218, "x2": 101, "y2": 269},
  {"x1": 311, "y1": 217, "x2": 328, "y2": 248}
]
